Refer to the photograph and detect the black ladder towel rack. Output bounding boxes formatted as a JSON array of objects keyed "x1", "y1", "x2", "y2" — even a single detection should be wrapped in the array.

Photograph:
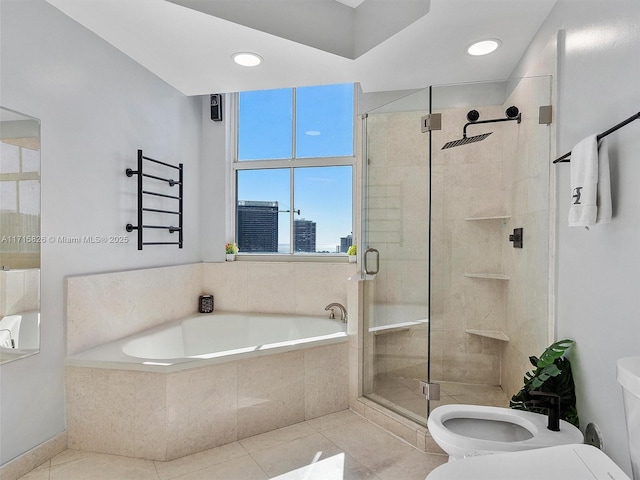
[
  {"x1": 553, "y1": 111, "x2": 640, "y2": 163},
  {"x1": 126, "y1": 149, "x2": 183, "y2": 250}
]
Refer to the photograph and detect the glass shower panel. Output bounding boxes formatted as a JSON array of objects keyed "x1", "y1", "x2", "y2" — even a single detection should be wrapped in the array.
[
  {"x1": 361, "y1": 88, "x2": 431, "y2": 426},
  {"x1": 428, "y1": 76, "x2": 552, "y2": 414}
]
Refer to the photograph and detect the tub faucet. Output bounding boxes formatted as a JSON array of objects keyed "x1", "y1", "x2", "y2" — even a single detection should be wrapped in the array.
[
  {"x1": 325, "y1": 303, "x2": 347, "y2": 322},
  {"x1": 0, "y1": 329, "x2": 15, "y2": 348}
]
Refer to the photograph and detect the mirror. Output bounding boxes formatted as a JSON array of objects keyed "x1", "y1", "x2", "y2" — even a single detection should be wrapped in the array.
[{"x1": 0, "y1": 107, "x2": 41, "y2": 364}]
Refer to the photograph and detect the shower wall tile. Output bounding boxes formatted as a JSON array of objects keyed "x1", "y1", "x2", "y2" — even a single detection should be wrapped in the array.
[{"x1": 501, "y1": 76, "x2": 552, "y2": 398}]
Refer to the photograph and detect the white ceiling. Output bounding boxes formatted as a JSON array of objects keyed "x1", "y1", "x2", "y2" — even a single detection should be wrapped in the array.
[
  {"x1": 335, "y1": 0, "x2": 366, "y2": 8},
  {"x1": 44, "y1": 0, "x2": 557, "y2": 96}
]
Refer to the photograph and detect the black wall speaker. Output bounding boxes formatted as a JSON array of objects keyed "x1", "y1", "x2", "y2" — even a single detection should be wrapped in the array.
[{"x1": 210, "y1": 94, "x2": 222, "y2": 122}]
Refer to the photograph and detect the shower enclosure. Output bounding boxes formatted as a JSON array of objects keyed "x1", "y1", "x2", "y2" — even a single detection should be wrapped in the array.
[{"x1": 361, "y1": 76, "x2": 552, "y2": 426}]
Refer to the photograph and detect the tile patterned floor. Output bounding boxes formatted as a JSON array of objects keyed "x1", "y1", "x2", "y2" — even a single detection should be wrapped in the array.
[{"x1": 18, "y1": 410, "x2": 448, "y2": 480}]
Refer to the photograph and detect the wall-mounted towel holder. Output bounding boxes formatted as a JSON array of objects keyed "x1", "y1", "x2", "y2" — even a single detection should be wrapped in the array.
[
  {"x1": 125, "y1": 149, "x2": 183, "y2": 250},
  {"x1": 553, "y1": 111, "x2": 640, "y2": 163}
]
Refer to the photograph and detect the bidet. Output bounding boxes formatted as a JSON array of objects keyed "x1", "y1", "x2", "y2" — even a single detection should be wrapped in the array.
[{"x1": 427, "y1": 404, "x2": 583, "y2": 460}]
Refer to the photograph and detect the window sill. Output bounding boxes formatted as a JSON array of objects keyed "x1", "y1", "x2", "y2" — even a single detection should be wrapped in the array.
[{"x1": 233, "y1": 254, "x2": 354, "y2": 263}]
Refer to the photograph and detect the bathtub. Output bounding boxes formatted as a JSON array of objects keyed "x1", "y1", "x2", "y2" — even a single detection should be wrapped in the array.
[
  {"x1": 66, "y1": 311, "x2": 347, "y2": 372},
  {"x1": 65, "y1": 311, "x2": 350, "y2": 460},
  {"x1": 0, "y1": 311, "x2": 40, "y2": 362}
]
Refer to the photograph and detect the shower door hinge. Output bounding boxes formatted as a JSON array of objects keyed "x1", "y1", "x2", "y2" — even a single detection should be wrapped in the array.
[
  {"x1": 420, "y1": 381, "x2": 441, "y2": 400},
  {"x1": 539, "y1": 105, "x2": 553, "y2": 125},
  {"x1": 421, "y1": 113, "x2": 441, "y2": 133}
]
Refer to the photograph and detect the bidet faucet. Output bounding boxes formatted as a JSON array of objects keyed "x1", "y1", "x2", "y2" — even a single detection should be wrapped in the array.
[
  {"x1": 325, "y1": 303, "x2": 347, "y2": 322},
  {"x1": 0, "y1": 329, "x2": 15, "y2": 349},
  {"x1": 529, "y1": 391, "x2": 561, "y2": 431}
]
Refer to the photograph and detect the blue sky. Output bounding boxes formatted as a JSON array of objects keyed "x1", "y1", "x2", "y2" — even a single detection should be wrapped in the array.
[{"x1": 237, "y1": 84, "x2": 354, "y2": 252}]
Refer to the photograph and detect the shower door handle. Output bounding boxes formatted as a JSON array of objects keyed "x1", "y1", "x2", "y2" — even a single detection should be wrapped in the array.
[{"x1": 364, "y1": 248, "x2": 379, "y2": 275}]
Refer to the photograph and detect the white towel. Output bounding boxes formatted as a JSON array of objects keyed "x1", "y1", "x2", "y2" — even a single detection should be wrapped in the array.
[
  {"x1": 596, "y1": 137, "x2": 612, "y2": 224},
  {"x1": 568, "y1": 135, "x2": 612, "y2": 227},
  {"x1": 568, "y1": 135, "x2": 598, "y2": 227}
]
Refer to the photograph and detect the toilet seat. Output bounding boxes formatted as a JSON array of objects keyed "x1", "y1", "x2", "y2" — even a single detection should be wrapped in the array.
[
  {"x1": 427, "y1": 404, "x2": 584, "y2": 459},
  {"x1": 426, "y1": 444, "x2": 631, "y2": 480}
]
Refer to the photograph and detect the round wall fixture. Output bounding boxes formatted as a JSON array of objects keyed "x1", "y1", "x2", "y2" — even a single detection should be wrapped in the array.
[
  {"x1": 466, "y1": 39, "x2": 502, "y2": 56},
  {"x1": 232, "y1": 52, "x2": 263, "y2": 67}
]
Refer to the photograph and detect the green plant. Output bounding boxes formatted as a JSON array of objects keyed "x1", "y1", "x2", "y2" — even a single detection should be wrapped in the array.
[
  {"x1": 225, "y1": 242, "x2": 238, "y2": 254},
  {"x1": 347, "y1": 245, "x2": 357, "y2": 256},
  {"x1": 510, "y1": 339, "x2": 579, "y2": 427}
]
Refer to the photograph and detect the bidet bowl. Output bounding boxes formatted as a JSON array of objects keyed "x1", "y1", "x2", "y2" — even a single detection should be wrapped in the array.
[{"x1": 427, "y1": 404, "x2": 584, "y2": 460}]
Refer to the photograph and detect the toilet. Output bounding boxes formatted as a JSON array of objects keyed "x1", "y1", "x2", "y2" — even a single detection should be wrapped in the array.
[
  {"x1": 426, "y1": 355, "x2": 640, "y2": 479},
  {"x1": 618, "y1": 356, "x2": 640, "y2": 479},
  {"x1": 427, "y1": 404, "x2": 583, "y2": 460},
  {"x1": 426, "y1": 444, "x2": 631, "y2": 480}
]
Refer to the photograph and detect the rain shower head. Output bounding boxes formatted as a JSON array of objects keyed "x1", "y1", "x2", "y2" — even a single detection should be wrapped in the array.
[
  {"x1": 441, "y1": 132, "x2": 492, "y2": 149},
  {"x1": 441, "y1": 106, "x2": 521, "y2": 150}
]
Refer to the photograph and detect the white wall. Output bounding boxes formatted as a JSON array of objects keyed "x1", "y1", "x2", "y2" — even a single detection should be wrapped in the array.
[
  {"x1": 513, "y1": 1, "x2": 640, "y2": 476},
  {"x1": 0, "y1": 0, "x2": 202, "y2": 465}
]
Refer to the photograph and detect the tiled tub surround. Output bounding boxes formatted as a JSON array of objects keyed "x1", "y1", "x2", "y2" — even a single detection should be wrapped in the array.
[
  {"x1": 0, "y1": 268, "x2": 40, "y2": 317},
  {"x1": 66, "y1": 339, "x2": 349, "y2": 461},
  {"x1": 65, "y1": 262, "x2": 356, "y2": 461},
  {"x1": 66, "y1": 262, "x2": 356, "y2": 356}
]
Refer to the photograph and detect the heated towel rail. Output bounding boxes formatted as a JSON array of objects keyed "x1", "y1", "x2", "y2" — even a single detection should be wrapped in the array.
[
  {"x1": 553, "y1": 111, "x2": 640, "y2": 163},
  {"x1": 126, "y1": 149, "x2": 183, "y2": 250}
]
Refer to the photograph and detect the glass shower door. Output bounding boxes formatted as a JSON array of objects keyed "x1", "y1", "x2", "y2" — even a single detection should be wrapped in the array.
[
  {"x1": 361, "y1": 76, "x2": 552, "y2": 427},
  {"x1": 361, "y1": 88, "x2": 432, "y2": 426}
]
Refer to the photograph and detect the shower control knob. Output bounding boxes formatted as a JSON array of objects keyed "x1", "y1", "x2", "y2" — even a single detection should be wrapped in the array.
[{"x1": 509, "y1": 228, "x2": 523, "y2": 248}]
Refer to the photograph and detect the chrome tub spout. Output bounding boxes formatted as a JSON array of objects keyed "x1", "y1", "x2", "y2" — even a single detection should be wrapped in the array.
[{"x1": 324, "y1": 303, "x2": 347, "y2": 323}]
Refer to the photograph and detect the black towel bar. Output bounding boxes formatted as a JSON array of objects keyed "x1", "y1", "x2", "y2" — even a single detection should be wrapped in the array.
[
  {"x1": 554, "y1": 111, "x2": 640, "y2": 163},
  {"x1": 142, "y1": 155, "x2": 181, "y2": 170},
  {"x1": 126, "y1": 149, "x2": 184, "y2": 249},
  {"x1": 143, "y1": 190, "x2": 181, "y2": 200}
]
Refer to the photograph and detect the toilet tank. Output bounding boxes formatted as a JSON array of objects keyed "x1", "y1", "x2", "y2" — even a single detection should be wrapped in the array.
[{"x1": 617, "y1": 356, "x2": 640, "y2": 480}]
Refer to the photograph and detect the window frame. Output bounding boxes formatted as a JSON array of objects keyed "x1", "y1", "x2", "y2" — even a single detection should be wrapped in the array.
[{"x1": 229, "y1": 85, "x2": 357, "y2": 261}]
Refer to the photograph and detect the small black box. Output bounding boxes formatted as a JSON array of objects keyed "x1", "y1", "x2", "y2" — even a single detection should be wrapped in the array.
[{"x1": 199, "y1": 294, "x2": 214, "y2": 313}]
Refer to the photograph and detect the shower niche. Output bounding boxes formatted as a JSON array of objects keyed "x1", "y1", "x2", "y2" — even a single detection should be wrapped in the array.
[{"x1": 361, "y1": 76, "x2": 552, "y2": 426}]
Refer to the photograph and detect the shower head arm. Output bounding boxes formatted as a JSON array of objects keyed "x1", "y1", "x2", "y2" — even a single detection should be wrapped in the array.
[{"x1": 462, "y1": 113, "x2": 522, "y2": 138}]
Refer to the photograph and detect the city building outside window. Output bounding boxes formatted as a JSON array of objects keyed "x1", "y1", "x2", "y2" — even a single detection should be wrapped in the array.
[{"x1": 232, "y1": 83, "x2": 355, "y2": 256}]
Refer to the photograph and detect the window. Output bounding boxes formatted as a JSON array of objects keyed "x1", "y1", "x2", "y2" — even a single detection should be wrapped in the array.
[{"x1": 233, "y1": 84, "x2": 355, "y2": 256}]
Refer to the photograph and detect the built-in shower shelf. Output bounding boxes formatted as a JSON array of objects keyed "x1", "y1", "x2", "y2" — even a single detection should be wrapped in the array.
[
  {"x1": 464, "y1": 215, "x2": 511, "y2": 221},
  {"x1": 466, "y1": 329, "x2": 510, "y2": 342},
  {"x1": 463, "y1": 273, "x2": 510, "y2": 280}
]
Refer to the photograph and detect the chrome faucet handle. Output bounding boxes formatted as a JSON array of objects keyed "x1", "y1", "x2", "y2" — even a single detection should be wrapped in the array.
[{"x1": 326, "y1": 308, "x2": 336, "y2": 319}]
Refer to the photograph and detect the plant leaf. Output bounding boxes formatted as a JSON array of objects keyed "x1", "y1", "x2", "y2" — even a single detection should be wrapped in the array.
[{"x1": 537, "y1": 339, "x2": 574, "y2": 368}]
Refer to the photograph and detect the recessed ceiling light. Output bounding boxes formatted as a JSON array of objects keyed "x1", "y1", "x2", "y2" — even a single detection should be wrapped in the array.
[
  {"x1": 466, "y1": 39, "x2": 502, "y2": 56},
  {"x1": 232, "y1": 52, "x2": 263, "y2": 67},
  {"x1": 305, "y1": 130, "x2": 321, "y2": 136}
]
